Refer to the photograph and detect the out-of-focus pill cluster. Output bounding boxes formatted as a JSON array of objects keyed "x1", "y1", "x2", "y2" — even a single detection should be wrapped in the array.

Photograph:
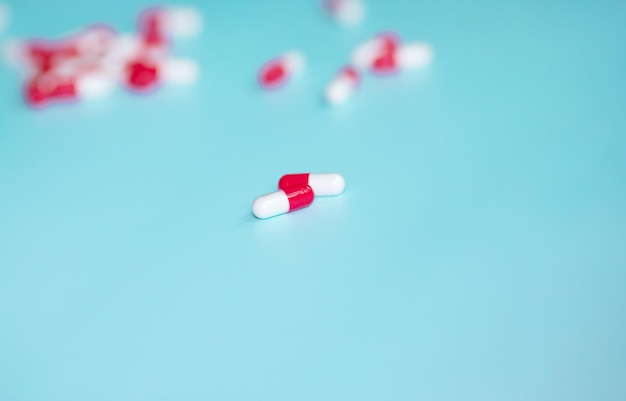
[
  {"x1": 2, "y1": 6, "x2": 202, "y2": 108},
  {"x1": 256, "y1": 0, "x2": 433, "y2": 109}
]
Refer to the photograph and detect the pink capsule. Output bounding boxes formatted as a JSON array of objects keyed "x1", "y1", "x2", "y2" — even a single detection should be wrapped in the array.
[
  {"x1": 257, "y1": 51, "x2": 306, "y2": 90},
  {"x1": 252, "y1": 184, "x2": 315, "y2": 219},
  {"x1": 325, "y1": 66, "x2": 360, "y2": 105}
]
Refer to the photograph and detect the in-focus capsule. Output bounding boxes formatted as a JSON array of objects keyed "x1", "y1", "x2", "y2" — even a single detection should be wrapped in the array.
[
  {"x1": 252, "y1": 184, "x2": 315, "y2": 219},
  {"x1": 257, "y1": 51, "x2": 306, "y2": 90},
  {"x1": 278, "y1": 173, "x2": 345, "y2": 196},
  {"x1": 324, "y1": 0, "x2": 365, "y2": 26},
  {"x1": 325, "y1": 66, "x2": 360, "y2": 106}
]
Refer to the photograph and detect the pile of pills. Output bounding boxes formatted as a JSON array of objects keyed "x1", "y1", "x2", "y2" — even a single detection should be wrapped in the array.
[
  {"x1": 252, "y1": 173, "x2": 345, "y2": 219},
  {"x1": 2, "y1": 6, "x2": 202, "y2": 108}
]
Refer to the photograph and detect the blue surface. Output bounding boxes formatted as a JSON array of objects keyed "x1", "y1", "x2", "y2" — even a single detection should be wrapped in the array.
[{"x1": 1, "y1": 0, "x2": 626, "y2": 400}]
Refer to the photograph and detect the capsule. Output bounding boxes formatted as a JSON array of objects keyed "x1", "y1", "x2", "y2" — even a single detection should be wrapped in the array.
[
  {"x1": 124, "y1": 57, "x2": 199, "y2": 91},
  {"x1": 325, "y1": 66, "x2": 360, "y2": 106},
  {"x1": 24, "y1": 69, "x2": 114, "y2": 107},
  {"x1": 252, "y1": 184, "x2": 315, "y2": 219},
  {"x1": 278, "y1": 173, "x2": 345, "y2": 196},
  {"x1": 257, "y1": 51, "x2": 306, "y2": 90},
  {"x1": 324, "y1": 0, "x2": 365, "y2": 26},
  {"x1": 139, "y1": 6, "x2": 203, "y2": 48},
  {"x1": 351, "y1": 32, "x2": 400, "y2": 70}
]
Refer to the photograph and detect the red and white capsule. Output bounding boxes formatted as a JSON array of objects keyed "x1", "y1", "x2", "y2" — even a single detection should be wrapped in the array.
[
  {"x1": 324, "y1": 0, "x2": 365, "y2": 26},
  {"x1": 351, "y1": 32, "x2": 401, "y2": 71},
  {"x1": 325, "y1": 66, "x2": 360, "y2": 106},
  {"x1": 24, "y1": 69, "x2": 114, "y2": 107},
  {"x1": 252, "y1": 184, "x2": 315, "y2": 219},
  {"x1": 279, "y1": 173, "x2": 345, "y2": 196},
  {"x1": 257, "y1": 51, "x2": 306, "y2": 90},
  {"x1": 124, "y1": 57, "x2": 199, "y2": 92},
  {"x1": 139, "y1": 6, "x2": 203, "y2": 48}
]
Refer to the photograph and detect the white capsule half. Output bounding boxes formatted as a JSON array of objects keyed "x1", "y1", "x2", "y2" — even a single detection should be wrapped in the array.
[
  {"x1": 77, "y1": 70, "x2": 116, "y2": 98},
  {"x1": 325, "y1": 78, "x2": 353, "y2": 105},
  {"x1": 308, "y1": 173, "x2": 345, "y2": 196},
  {"x1": 398, "y1": 42, "x2": 433, "y2": 69},
  {"x1": 283, "y1": 50, "x2": 306, "y2": 76},
  {"x1": 162, "y1": 58, "x2": 199, "y2": 85},
  {"x1": 333, "y1": 0, "x2": 365, "y2": 26},
  {"x1": 164, "y1": 6, "x2": 204, "y2": 38},
  {"x1": 252, "y1": 190, "x2": 291, "y2": 219}
]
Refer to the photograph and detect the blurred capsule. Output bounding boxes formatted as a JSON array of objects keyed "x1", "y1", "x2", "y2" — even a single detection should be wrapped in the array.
[
  {"x1": 324, "y1": 0, "x2": 365, "y2": 26},
  {"x1": 325, "y1": 66, "x2": 360, "y2": 106},
  {"x1": 24, "y1": 69, "x2": 114, "y2": 107},
  {"x1": 125, "y1": 57, "x2": 199, "y2": 91},
  {"x1": 258, "y1": 51, "x2": 306, "y2": 90},
  {"x1": 139, "y1": 6, "x2": 203, "y2": 48},
  {"x1": 351, "y1": 32, "x2": 401, "y2": 70}
]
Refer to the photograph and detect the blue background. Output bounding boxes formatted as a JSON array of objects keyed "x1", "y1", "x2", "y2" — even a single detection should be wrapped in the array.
[{"x1": 1, "y1": 0, "x2": 625, "y2": 400}]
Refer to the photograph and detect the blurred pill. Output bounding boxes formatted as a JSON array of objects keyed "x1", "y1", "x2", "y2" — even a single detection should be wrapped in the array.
[
  {"x1": 258, "y1": 50, "x2": 306, "y2": 90},
  {"x1": 325, "y1": 66, "x2": 360, "y2": 106},
  {"x1": 279, "y1": 173, "x2": 346, "y2": 196},
  {"x1": 324, "y1": 0, "x2": 365, "y2": 26},
  {"x1": 139, "y1": 6, "x2": 203, "y2": 47},
  {"x1": 252, "y1": 184, "x2": 315, "y2": 219},
  {"x1": 163, "y1": 6, "x2": 203, "y2": 38},
  {"x1": 125, "y1": 57, "x2": 198, "y2": 91},
  {"x1": 351, "y1": 32, "x2": 400, "y2": 70},
  {"x1": 24, "y1": 69, "x2": 114, "y2": 107}
]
